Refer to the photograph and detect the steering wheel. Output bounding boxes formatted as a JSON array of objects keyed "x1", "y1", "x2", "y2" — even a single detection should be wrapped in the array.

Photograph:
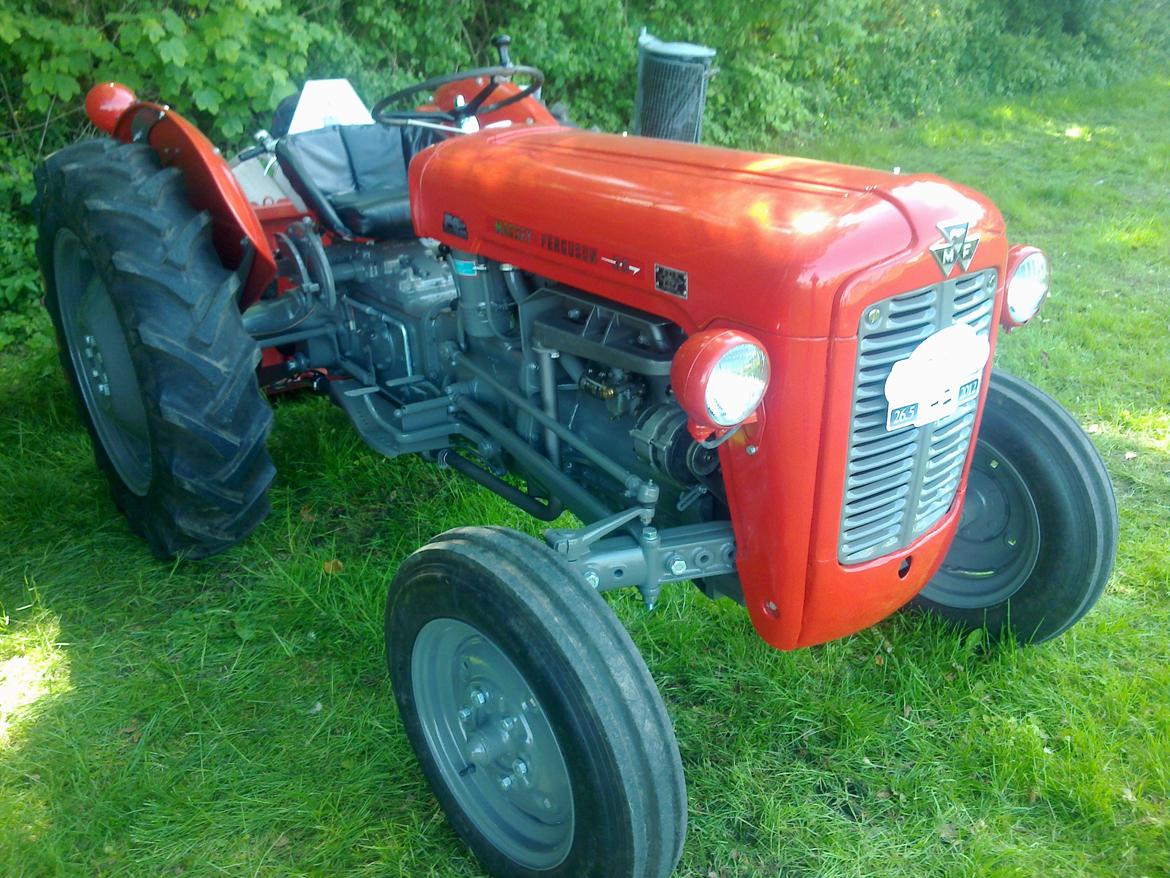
[{"x1": 371, "y1": 65, "x2": 545, "y2": 124}]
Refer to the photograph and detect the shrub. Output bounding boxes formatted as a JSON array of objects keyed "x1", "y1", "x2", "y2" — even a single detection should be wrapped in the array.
[{"x1": 0, "y1": 0, "x2": 1167, "y2": 334}]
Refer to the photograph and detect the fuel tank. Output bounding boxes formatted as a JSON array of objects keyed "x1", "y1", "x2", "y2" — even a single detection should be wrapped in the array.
[{"x1": 409, "y1": 127, "x2": 1002, "y2": 338}]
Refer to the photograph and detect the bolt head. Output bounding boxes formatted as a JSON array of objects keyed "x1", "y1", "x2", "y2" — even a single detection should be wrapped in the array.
[
  {"x1": 84, "y1": 335, "x2": 96, "y2": 346},
  {"x1": 458, "y1": 707, "x2": 473, "y2": 723},
  {"x1": 667, "y1": 556, "x2": 688, "y2": 576},
  {"x1": 583, "y1": 570, "x2": 600, "y2": 589},
  {"x1": 97, "y1": 383, "x2": 111, "y2": 396},
  {"x1": 471, "y1": 688, "x2": 488, "y2": 706},
  {"x1": 499, "y1": 775, "x2": 513, "y2": 791},
  {"x1": 746, "y1": 445, "x2": 759, "y2": 456},
  {"x1": 513, "y1": 758, "x2": 528, "y2": 775},
  {"x1": 989, "y1": 459, "x2": 999, "y2": 469},
  {"x1": 865, "y1": 307, "x2": 882, "y2": 326}
]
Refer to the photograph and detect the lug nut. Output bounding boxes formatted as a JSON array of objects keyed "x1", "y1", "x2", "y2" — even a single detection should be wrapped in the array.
[
  {"x1": 471, "y1": 688, "x2": 488, "y2": 705},
  {"x1": 513, "y1": 758, "x2": 528, "y2": 776},
  {"x1": 499, "y1": 775, "x2": 513, "y2": 791},
  {"x1": 458, "y1": 708, "x2": 473, "y2": 723},
  {"x1": 97, "y1": 383, "x2": 111, "y2": 396},
  {"x1": 665, "y1": 554, "x2": 688, "y2": 576}
]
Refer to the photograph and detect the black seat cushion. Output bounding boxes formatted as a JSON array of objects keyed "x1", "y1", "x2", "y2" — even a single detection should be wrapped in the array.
[
  {"x1": 276, "y1": 123, "x2": 430, "y2": 240},
  {"x1": 330, "y1": 187, "x2": 414, "y2": 239}
]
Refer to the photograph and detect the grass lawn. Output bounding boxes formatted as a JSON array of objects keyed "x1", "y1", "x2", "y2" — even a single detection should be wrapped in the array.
[{"x1": 1, "y1": 78, "x2": 1168, "y2": 878}]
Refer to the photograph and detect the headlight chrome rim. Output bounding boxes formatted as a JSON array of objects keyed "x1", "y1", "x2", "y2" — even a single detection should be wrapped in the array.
[
  {"x1": 1003, "y1": 246, "x2": 1049, "y2": 327},
  {"x1": 705, "y1": 342, "x2": 770, "y2": 427},
  {"x1": 670, "y1": 328, "x2": 772, "y2": 440}
]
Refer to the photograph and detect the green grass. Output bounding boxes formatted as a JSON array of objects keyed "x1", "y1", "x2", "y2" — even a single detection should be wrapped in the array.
[{"x1": 2, "y1": 78, "x2": 1169, "y2": 877}]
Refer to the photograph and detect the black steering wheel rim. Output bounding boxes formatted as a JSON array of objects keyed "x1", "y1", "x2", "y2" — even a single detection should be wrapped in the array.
[{"x1": 372, "y1": 65, "x2": 544, "y2": 124}]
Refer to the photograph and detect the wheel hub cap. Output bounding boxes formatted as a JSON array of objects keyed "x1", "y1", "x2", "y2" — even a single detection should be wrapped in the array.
[
  {"x1": 919, "y1": 439, "x2": 1041, "y2": 609},
  {"x1": 411, "y1": 618, "x2": 574, "y2": 869},
  {"x1": 53, "y1": 229, "x2": 152, "y2": 495}
]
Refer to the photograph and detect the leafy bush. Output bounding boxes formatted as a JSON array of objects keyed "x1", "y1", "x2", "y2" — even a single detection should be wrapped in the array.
[{"x1": 1, "y1": 0, "x2": 1167, "y2": 340}]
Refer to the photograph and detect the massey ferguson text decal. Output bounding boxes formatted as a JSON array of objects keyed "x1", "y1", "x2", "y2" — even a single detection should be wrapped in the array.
[
  {"x1": 492, "y1": 218, "x2": 597, "y2": 265},
  {"x1": 493, "y1": 219, "x2": 533, "y2": 245},
  {"x1": 543, "y1": 233, "x2": 598, "y2": 265},
  {"x1": 930, "y1": 220, "x2": 980, "y2": 278}
]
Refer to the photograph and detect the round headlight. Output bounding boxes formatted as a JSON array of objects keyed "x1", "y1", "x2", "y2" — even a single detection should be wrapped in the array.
[
  {"x1": 706, "y1": 343, "x2": 770, "y2": 426},
  {"x1": 1004, "y1": 247, "x2": 1049, "y2": 326},
  {"x1": 671, "y1": 329, "x2": 771, "y2": 440}
]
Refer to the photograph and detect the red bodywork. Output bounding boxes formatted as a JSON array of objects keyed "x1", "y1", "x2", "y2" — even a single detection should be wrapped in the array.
[
  {"x1": 409, "y1": 129, "x2": 1007, "y2": 649},
  {"x1": 85, "y1": 82, "x2": 1009, "y2": 651}
]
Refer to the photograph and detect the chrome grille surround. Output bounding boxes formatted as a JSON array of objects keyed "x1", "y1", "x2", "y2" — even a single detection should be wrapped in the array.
[{"x1": 838, "y1": 270, "x2": 997, "y2": 564}]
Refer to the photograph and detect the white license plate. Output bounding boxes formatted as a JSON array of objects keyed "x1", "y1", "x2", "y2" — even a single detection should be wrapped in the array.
[{"x1": 883, "y1": 324, "x2": 990, "y2": 433}]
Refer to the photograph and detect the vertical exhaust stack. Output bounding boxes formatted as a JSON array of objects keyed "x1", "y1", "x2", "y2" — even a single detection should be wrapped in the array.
[{"x1": 632, "y1": 28, "x2": 716, "y2": 143}]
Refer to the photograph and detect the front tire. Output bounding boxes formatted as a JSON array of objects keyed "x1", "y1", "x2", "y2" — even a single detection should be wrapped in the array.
[
  {"x1": 35, "y1": 139, "x2": 275, "y2": 558},
  {"x1": 385, "y1": 527, "x2": 687, "y2": 878},
  {"x1": 914, "y1": 370, "x2": 1118, "y2": 643}
]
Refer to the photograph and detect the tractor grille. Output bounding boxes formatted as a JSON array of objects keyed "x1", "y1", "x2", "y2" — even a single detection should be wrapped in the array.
[{"x1": 838, "y1": 270, "x2": 997, "y2": 564}]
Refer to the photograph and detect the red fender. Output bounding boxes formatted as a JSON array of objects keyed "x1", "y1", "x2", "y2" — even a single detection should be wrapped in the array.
[{"x1": 85, "y1": 83, "x2": 277, "y2": 307}]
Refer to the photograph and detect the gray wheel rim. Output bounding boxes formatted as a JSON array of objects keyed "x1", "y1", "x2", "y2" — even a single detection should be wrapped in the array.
[
  {"x1": 54, "y1": 229, "x2": 152, "y2": 495},
  {"x1": 919, "y1": 439, "x2": 1041, "y2": 608},
  {"x1": 411, "y1": 618, "x2": 574, "y2": 869}
]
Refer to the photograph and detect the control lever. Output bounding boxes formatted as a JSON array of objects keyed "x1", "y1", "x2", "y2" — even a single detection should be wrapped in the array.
[{"x1": 492, "y1": 34, "x2": 512, "y2": 67}]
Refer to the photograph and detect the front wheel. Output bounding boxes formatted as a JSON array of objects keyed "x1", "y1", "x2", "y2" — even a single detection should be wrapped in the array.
[
  {"x1": 385, "y1": 527, "x2": 686, "y2": 878},
  {"x1": 913, "y1": 370, "x2": 1118, "y2": 643}
]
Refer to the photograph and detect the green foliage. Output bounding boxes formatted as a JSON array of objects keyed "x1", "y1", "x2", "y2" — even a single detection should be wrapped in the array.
[{"x1": 0, "y1": 0, "x2": 1167, "y2": 333}]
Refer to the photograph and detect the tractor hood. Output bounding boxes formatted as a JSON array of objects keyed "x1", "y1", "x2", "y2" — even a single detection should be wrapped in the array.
[{"x1": 409, "y1": 127, "x2": 1004, "y2": 338}]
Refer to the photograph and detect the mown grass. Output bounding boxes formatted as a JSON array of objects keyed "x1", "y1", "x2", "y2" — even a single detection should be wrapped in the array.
[{"x1": 2, "y1": 79, "x2": 1168, "y2": 877}]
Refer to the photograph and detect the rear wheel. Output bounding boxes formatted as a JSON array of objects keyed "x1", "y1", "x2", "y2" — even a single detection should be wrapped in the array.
[
  {"x1": 35, "y1": 139, "x2": 274, "y2": 558},
  {"x1": 385, "y1": 527, "x2": 687, "y2": 878},
  {"x1": 914, "y1": 370, "x2": 1117, "y2": 643}
]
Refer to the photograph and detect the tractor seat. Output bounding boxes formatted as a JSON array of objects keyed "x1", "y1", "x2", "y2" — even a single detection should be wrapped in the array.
[{"x1": 276, "y1": 123, "x2": 439, "y2": 240}]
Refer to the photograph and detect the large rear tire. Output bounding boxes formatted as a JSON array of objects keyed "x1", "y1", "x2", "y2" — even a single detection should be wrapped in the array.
[
  {"x1": 385, "y1": 526, "x2": 687, "y2": 878},
  {"x1": 34, "y1": 138, "x2": 275, "y2": 558},
  {"x1": 913, "y1": 370, "x2": 1117, "y2": 643}
]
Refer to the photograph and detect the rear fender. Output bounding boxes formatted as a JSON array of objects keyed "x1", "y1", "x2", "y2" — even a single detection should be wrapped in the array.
[{"x1": 87, "y1": 85, "x2": 277, "y2": 307}]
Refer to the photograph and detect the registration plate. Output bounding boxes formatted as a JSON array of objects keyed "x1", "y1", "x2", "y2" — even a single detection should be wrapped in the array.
[{"x1": 883, "y1": 324, "x2": 990, "y2": 433}]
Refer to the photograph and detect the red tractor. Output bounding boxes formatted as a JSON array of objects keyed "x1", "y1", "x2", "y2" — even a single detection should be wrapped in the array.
[{"x1": 35, "y1": 36, "x2": 1116, "y2": 878}]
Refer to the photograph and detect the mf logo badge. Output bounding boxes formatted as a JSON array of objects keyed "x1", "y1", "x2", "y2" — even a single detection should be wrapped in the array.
[{"x1": 930, "y1": 220, "x2": 980, "y2": 278}]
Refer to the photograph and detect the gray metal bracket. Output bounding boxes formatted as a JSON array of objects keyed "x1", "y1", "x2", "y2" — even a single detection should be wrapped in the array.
[
  {"x1": 545, "y1": 506, "x2": 652, "y2": 562},
  {"x1": 545, "y1": 520, "x2": 737, "y2": 610}
]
